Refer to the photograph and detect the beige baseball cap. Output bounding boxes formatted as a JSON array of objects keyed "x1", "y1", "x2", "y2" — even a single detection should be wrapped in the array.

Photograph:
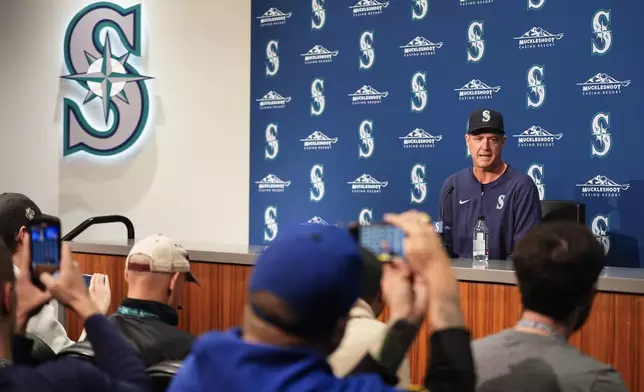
[{"x1": 126, "y1": 234, "x2": 199, "y2": 285}]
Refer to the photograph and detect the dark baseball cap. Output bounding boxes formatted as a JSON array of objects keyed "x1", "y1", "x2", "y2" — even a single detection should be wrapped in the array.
[
  {"x1": 0, "y1": 193, "x2": 43, "y2": 247},
  {"x1": 467, "y1": 109, "x2": 505, "y2": 135},
  {"x1": 248, "y1": 224, "x2": 363, "y2": 338}
]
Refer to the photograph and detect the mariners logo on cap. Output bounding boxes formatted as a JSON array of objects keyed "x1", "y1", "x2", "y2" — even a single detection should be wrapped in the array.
[{"x1": 25, "y1": 208, "x2": 35, "y2": 220}]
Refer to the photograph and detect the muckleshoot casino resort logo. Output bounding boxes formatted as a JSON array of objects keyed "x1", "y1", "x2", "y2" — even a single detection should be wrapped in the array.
[
  {"x1": 461, "y1": 0, "x2": 493, "y2": 6},
  {"x1": 577, "y1": 73, "x2": 631, "y2": 96},
  {"x1": 348, "y1": 174, "x2": 388, "y2": 194},
  {"x1": 514, "y1": 27, "x2": 563, "y2": 49},
  {"x1": 255, "y1": 174, "x2": 291, "y2": 193},
  {"x1": 350, "y1": 0, "x2": 389, "y2": 17},
  {"x1": 400, "y1": 36, "x2": 444, "y2": 57},
  {"x1": 399, "y1": 128, "x2": 443, "y2": 149},
  {"x1": 256, "y1": 91, "x2": 292, "y2": 109},
  {"x1": 576, "y1": 175, "x2": 629, "y2": 198},
  {"x1": 61, "y1": 2, "x2": 154, "y2": 158},
  {"x1": 300, "y1": 131, "x2": 338, "y2": 150},
  {"x1": 349, "y1": 85, "x2": 389, "y2": 105},
  {"x1": 454, "y1": 79, "x2": 501, "y2": 100},
  {"x1": 513, "y1": 125, "x2": 563, "y2": 148},
  {"x1": 256, "y1": 7, "x2": 292, "y2": 27},
  {"x1": 301, "y1": 45, "x2": 339, "y2": 65}
]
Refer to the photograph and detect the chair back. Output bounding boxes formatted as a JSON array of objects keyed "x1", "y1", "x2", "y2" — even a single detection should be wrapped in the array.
[
  {"x1": 57, "y1": 340, "x2": 95, "y2": 363},
  {"x1": 147, "y1": 360, "x2": 183, "y2": 392},
  {"x1": 24, "y1": 333, "x2": 56, "y2": 364},
  {"x1": 540, "y1": 200, "x2": 586, "y2": 225}
]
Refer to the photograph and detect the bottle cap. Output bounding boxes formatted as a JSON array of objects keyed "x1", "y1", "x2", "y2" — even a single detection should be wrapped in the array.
[{"x1": 478, "y1": 215, "x2": 485, "y2": 221}]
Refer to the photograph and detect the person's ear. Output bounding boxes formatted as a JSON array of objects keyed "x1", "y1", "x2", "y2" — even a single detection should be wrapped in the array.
[
  {"x1": 16, "y1": 226, "x2": 28, "y2": 249},
  {"x1": 169, "y1": 272, "x2": 181, "y2": 291}
]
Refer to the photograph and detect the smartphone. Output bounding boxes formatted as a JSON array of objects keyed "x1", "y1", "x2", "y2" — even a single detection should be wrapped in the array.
[
  {"x1": 83, "y1": 274, "x2": 92, "y2": 288},
  {"x1": 354, "y1": 223, "x2": 405, "y2": 261},
  {"x1": 28, "y1": 216, "x2": 62, "y2": 278}
]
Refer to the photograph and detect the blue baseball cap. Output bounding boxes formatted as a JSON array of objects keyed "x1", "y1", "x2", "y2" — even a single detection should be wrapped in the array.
[{"x1": 249, "y1": 224, "x2": 363, "y2": 338}]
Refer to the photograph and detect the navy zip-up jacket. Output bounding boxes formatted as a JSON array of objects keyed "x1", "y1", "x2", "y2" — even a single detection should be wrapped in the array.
[{"x1": 439, "y1": 166, "x2": 541, "y2": 260}]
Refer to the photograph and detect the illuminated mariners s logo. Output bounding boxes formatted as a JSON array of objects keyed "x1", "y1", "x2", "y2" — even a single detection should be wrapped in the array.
[
  {"x1": 577, "y1": 73, "x2": 630, "y2": 96},
  {"x1": 350, "y1": 0, "x2": 389, "y2": 17},
  {"x1": 358, "y1": 120, "x2": 374, "y2": 159},
  {"x1": 577, "y1": 175, "x2": 629, "y2": 198},
  {"x1": 348, "y1": 174, "x2": 388, "y2": 194},
  {"x1": 514, "y1": 27, "x2": 563, "y2": 49},
  {"x1": 412, "y1": 0, "x2": 428, "y2": 20},
  {"x1": 359, "y1": 208, "x2": 373, "y2": 225},
  {"x1": 455, "y1": 79, "x2": 500, "y2": 100},
  {"x1": 410, "y1": 164, "x2": 427, "y2": 204},
  {"x1": 61, "y1": 3, "x2": 153, "y2": 157},
  {"x1": 349, "y1": 85, "x2": 389, "y2": 105},
  {"x1": 467, "y1": 21, "x2": 485, "y2": 63},
  {"x1": 400, "y1": 36, "x2": 443, "y2": 57},
  {"x1": 400, "y1": 128, "x2": 442, "y2": 149},
  {"x1": 528, "y1": 0, "x2": 545, "y2": 10},
  {"x1": 301, "y1": 131, "x2": 338, "y2": 150},
  {"x1": 527, "y1": 65, "x2": 546, "y2": 109},
  {"x1": 591, "y1": 112, "x2": 612, "y2": 158},
  {"x1": 312, "y1": 0, "x2": 326, "y2": 30},
  {"x1": 264, "y1": 206, "x2": 278, "y2": 242},
  {"x1": 513, "y1": 125, "x2": 562, "y2": 148},
  {"x1": 256, "y1": 90, "x2": 292, "y2": 109},
  {"x1": 310, "y1": 164, "x2": 325, "y2": 202},
  {"x1": 301, "y1": 45, "x2": 339, "y2": 64},
  {"x1": 527, "y1": 164, "x2": 545, "y2": 201},
  {"x1": 264, "y1": 123, "x2": 278, "y2": 160},
  {"x1": 411, "y1": 72, "x2": 427, "y2": 113},
  {"x1": 303, "y1": 216, "x2": 330, "y2": 225},
  {"x1": 265, "y1": 40, "x2": 279, "y2": 76},
  {"x1": 255, "y1": 174, "x2": 291, "y2": 192},
  {"x1": 359, "y1": 31, "x2": 375, "y2": 70},
  {"x1": 257, "y1": 7, "x2": 292, "y2": 27},
  {"x1": 310, "y1": 79, "x2": 325, "y2": 116},
  {"x1": 592, "y1": 10, "x2": 612, "y2": 55},
  {"x1": 591, "y1": 215, "x2": 611, "y2": 255}
]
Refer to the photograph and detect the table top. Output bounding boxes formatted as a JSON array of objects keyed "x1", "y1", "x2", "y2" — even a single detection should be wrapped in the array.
[{"x1": 69, "y1": 239, "x2": 644, "y2": 295}]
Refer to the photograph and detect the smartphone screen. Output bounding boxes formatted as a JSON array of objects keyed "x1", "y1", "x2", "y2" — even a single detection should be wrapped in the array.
[
  {"x1": 358, "y1": 224, "x2": 405, "y2": 261},
  {"x1": 29, "y1": 219, "x2": 61, "y2": 275},
  {"x1": 83, "y1": 274, "x2": 92, "y2": 287}
]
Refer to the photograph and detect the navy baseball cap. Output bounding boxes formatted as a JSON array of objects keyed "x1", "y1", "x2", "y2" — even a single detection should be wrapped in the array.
[
  {"x1": 467, "y1": 109, "x2": 505, "y2": 135},
  {"x1": 248, "y1": 224, "x2": 363, "y2": 338}
]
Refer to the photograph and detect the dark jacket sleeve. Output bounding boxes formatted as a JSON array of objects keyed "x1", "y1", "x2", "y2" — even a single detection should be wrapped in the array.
[
  {"x1": 34, "y1": 314, "x2": 151, "y2": 392},
  {"x1": 512, "y1": 179, "x2": 542, "y2": 249},
  {"x1": 424, "y1": 328, "x2": 476, "y2": 392}
]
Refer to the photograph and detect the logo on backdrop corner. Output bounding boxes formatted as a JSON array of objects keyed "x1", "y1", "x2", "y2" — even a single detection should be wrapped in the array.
[
  {"x1": 265, "y1": 40, "x2": 279, "y2": 76},
  {"x1": 528, "y1": 0, "x2": 545, "y2": 10},
  {"x1": 351, "y1": 0, "x2": 389, "y2": 17},
  {"x1": 348, "y1": 174, "x2": 388, "y2": 194},
  {"x1": 513, "y1": 125, "x2": 562, "y2": 148},
  {"x1": 303, "y1": 216, "x2": 330, "y2": 225},
  {"x1": 349, "y1": 85, "x2": 389, "y2": 105},
  {"x1": 61, "y1": 3, "x2": 153, "y2": 157},
  {"x1": 400, "y1": 128, "x2": 442, "y2": 149},
  {"x1": 302, "y1": 45, "x2": 339, "y2": 64},
  {"x1": 577, "y1": 73, "x2": 630, "y2": 96},
  {"x1": 454, "y1": 79, "x2": 500, "y2": 100},
  {"x1": 467, "y1": 21, "x2": 485, "y2": 62},
  {"x1": 311, "y1": 79, "x2": 326, "y2": 116},
  {"x1": 411, "y1": 72, "x2": 428, "y2": 113},
  {"x1": 301, "y1": 131, "x2": 338, "y2": 150},
  {"x1": 255, "y1": 174, "x2": 291, "y2": 192},
  {"x1": 359, "y1": 208, "x2": 373, "y2": 225},
  {"x1": 312, "y1": 0, "x2": 326, "y2": 30},
  {"x1": 257, "y1": 7, "x2": 292, "y2": 27},
  {"x1": 591, "y1": 112, "x2": 612, "y2": 158},
  {"x1": 412, "y1": 0, "x2": 428, "y2": 20},
  {"x1": 359, "y1": 120, "x2": 375, "y2": 159},
  {"x1": 264, "y1": 206, "x2": 278, "y2": 242},
  {"x1": 514, "y1": 27, "x2": 563, "y2": 49},
  {"x1": 310, "y1": 164, "x2": 325, "y2": 202},
  {"x1": 264, "y1": 123, "x2": 279, "y2": 160},
  {"x1": 400, "y1": 36, "x2": 443, "y2": 57},
  {"x1": 576, "y1": 175, "x2": 629, "y2": 198},
  {"x1": 359, "y1": 31, "x2": 375, "y2": 70},
  {"x1": 591, "y1": 215, "x2": 611, "y2": 255},
  {"x1": 527, "y1": 65, "x2": 546, "y2": 109},
  {"x1": 411, "y1": 164, "x2": 427, "y2": 204},
  {"x1": 257, "y1": 91, "x2": 292, "y2": 109},
  {"x1": 527, "y1": 164, "x2": 545, "y2": 201},
  {"x1": 592, "y1": 10, "x2": 612, "y2": 55}
]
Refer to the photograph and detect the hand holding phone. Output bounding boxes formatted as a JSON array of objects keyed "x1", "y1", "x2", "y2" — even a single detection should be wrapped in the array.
[
  {"x1": 354, "y1": 223, "x2": 406, "y2": 262},
  {"x1": 28, "y1": 216, "x2": 61, "y2": 286}
]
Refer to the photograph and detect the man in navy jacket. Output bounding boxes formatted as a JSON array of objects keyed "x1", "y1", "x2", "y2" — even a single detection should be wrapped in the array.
[{"x1": 439, "y1": 109, "x2": 541, "y2": 260}]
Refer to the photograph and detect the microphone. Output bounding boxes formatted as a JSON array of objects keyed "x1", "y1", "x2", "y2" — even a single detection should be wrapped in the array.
[{"x1": 434, "y1": 185, "x2": 454, "y2": 234}]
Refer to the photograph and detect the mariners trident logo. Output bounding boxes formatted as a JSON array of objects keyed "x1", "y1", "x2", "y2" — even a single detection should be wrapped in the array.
[
  {"x1": 359, "y1": 31, "x2": 375, "y2": 70},
  {"x1": 311, "y1": 79, "x2": 325, "y2": 116},
  {"x1": 467, "y1": 21, "x2": 485, "y2": 63},
  {"x1": 310, "y1": 164, "x2": 325, "y2": 202},
  {"x1": 411, "y1": 164, "x2": 427, "y2": 204},
  {"x1": 412, "y1": 0, "x2": 428, "y2": 20},
  {"x1": 359, "y1": 120, "x2": 374, "y2": 159},
  {"x1": 591, "y1": 215, "x2": 610, "y2": 255},
  {"x1": 359, "y1": 208, "x2": 373, "y2": 225},
  {"x1": 312, "y1": 0, "x2": 326, "y2": 30},
  {"x1": 591, "y1": 112, "x2": 612, "y2": 158},
  {"x1": 526, "y1": 65, "x2": 546, "y2": 109},
  {"x1": 592, "y1": 10, "x2": 612, "y2": 55},
  {"x1": 264, "y1": 123, "x2": 278, "y2": 160},
  {"x1": 264, "y1": 206, "x2": 278, "y2": 242},
  {"x1": 265, "y1": 40, "x2": 279, "y2": 76},
  {"x1": 62, "y1": 3, "x2": 153, "y2": 157},
  {"x1": 528, "y1": 0, "x2": 545, "y2": 10},
  {"x1": 411, "y1": 72, "x2": 427, "y2": 113},
  {"x1": 527, "y1": 163, "x2": 545, "y2": 200}
]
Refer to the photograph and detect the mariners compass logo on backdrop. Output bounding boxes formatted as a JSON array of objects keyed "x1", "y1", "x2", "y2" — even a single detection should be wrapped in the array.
[
  {"x1": 467, "y1": 21, "x2": 485, "y2": 63},
  {"x1": 359, "y1": 31, "x2": 375, "y2": 70},
  {"x1": 411, "y1": 72, "x2": 427, "y2": 113},
  {"x1": 62, "y1": 3, "x2": 153, "y2": 157},
  {"x1": 412, "y1": 0, "x2": 428, "y2": 20},
  {"x1": 312, "y1": 0, "x2": 326, "y2": 30},
  {"x1": 310, "y1": 79, "x2": 326, "y2": 116},
  {"x1": 358, "y1": 120, "x2": 375, "y2": 159},
  {"x1": 590, "y1": 112, "x2": 612, "y2": 158},
  {"x1": 410, "y1": 164, "x2": 427, "y2": 204},
  {"x1": 591, "y1": 10, "x2": 612, "y2": 56},
  {"x1": 265, "y1": 40, "x2": 279, "y2": 76},
  {"x1": 591, "y1": 215, "x2": 611, "y2": 255},
  {"x1": 527, "y1": 163, "x2": 545, "y2": 200},
  {"x1": 528, "y1": 0, "x2": 545, "y2": 10},
  {"x1": 264, "y1": 123, "x2": 279, "y2": 160},
  {"x1": 526, "y1": 65, "x2": 546, "y2": 109}
]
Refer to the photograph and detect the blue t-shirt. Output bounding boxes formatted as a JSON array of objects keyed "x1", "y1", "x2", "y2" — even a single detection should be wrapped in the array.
[{"x1": 438, "y1": 166, "x2": 542, "y2": 260}]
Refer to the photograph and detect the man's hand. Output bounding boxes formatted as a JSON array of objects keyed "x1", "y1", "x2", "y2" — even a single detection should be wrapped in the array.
[
  {"x1": 12, "y1": 236, "x2": 52, "y2": 332},
  {"x1": 381, "y1": 262, "x2": 428, "y2": 324},
  {"x1": 89, "y1": 274, "x2": 111, "y2": 315},
  {"x1": 40, "y1": 242, "x2": 100, "y2": 321}
]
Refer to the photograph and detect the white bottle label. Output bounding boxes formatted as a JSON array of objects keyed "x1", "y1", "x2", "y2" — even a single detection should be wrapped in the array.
[{"x1": 473, "y1": 239, "x2": 486, "y2": 255}]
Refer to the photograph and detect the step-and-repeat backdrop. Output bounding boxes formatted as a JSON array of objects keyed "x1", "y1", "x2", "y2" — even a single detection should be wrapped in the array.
[{"x1": 249, "y1": 0, "x2": 644, "y2": 268}]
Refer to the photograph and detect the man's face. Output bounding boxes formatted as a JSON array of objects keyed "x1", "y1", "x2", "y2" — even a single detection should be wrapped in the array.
[{"x1": 466, "y1": 132, "x2": 505, "y2": 169}]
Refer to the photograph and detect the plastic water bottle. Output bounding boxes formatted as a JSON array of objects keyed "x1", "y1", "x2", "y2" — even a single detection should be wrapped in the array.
[{"x1": 473, "y1": 215, "x2": 489, "y2": 267}]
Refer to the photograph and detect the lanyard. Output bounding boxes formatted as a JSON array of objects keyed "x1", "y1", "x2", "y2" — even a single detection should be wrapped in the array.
[
  {"x1": 117, "y1": 306, "x2": 159, "y2": 319},
  {"x1": 516, "y1": 319, "x2": 566, "y2": 343}
]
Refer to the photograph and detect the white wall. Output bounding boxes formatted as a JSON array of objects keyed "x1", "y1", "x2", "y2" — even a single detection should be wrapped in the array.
[{"x1": 0, "y1": 0, "x2": 250, "y2": 245}]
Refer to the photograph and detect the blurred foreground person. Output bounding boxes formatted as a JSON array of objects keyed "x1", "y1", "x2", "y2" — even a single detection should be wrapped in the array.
[
  {"x1": 473, "y1": 222, "x2": 627, "y2": 392},
  {"x1": 329, "y1": 247, "x2": 411, "y2": 387},
  {"x1": 169, "y1": 211, "x2": 474, "y2": 392},
  {"x1": 0, "y1": 237, "x2": 151, "y2": 392}
]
